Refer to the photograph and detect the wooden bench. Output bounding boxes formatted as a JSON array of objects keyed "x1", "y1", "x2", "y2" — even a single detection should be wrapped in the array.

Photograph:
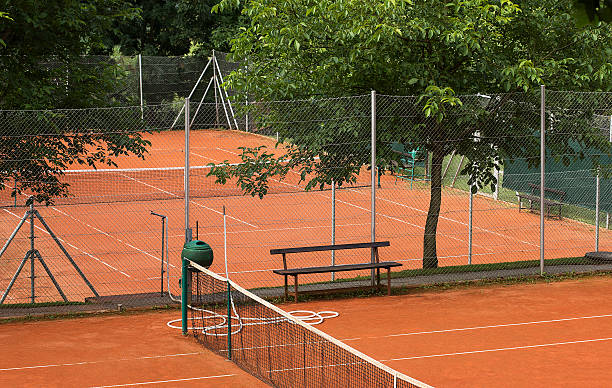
[
  {"x1": 516, "y1": 183, "x2": 566, "y2": 219},
  {"x1": 271, "y1": 241, "x2": 401, "y2": 302}
]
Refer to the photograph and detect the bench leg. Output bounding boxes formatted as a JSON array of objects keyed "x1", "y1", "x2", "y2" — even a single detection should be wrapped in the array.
[
  {"x1": 387, "y1": 268, "x2": 391, "y2": 296},
  {"x1": 376, "y1": 267, "x2": 381, "y2": 288},
  {"x1": 284, "y1": 275, "x2": 288, "y2": 302},
  {"x1": 293, "y1": 275, "x2": 298, "y2": 303}
]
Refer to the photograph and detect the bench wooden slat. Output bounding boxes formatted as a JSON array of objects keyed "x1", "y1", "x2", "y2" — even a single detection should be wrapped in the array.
[
  {"x1": 273, "y1": 261, "x2": 401, "y2": 276},
  {"x1": 270, "y1": 241, "x2": 390, "y2": 255}
]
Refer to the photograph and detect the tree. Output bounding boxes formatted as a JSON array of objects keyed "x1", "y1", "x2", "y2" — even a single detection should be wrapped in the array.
[
  {"x1": 103, "y1": 0, "x2": 246, "y2": 56},
  {"x1": 0, "y1": 0, "x2": 150, "y2": 204},
  {"x1": 211, "y1": 0, "x2": 612, "y2": 268}
]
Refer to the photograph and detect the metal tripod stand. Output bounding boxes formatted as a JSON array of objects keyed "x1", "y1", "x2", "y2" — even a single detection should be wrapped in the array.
[{"x1": 0, "y1": 204, "x2": 99, "y2": 304}]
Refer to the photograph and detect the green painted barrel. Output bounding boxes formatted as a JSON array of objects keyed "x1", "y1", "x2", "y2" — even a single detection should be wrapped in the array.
[{"x1": 182, "y1": 240, "x2": 213, "y2": 268}]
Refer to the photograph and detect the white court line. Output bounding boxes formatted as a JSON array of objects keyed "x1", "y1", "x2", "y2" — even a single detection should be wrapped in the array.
[
  {"x1": 270, "y1": 174, "x2": 487, "y2": 250},
  {"x1": 51, "y1": 207, "x2": 175, "y2": 270},
  {"x1": 2, "y1": 209, "x2": 130, "y2": 278},
  {"x1": 381, "y1": 337, "x2": 612, "y2": 361},
  {"x1": 375, "y1": 193, "x2": 539, "y2": 248},
  {"x1": 119, "y1": 172, "x2": 257, "y2": 228},
  {"x1": 342, "y1": 313, "x2": 612, "y2": 342},
  {"x1": 90, "y1": 374, "x2": 238, "y2": 387},
  {"x1": 0, "y1": 351, "x2": 202, "y2": 372}
]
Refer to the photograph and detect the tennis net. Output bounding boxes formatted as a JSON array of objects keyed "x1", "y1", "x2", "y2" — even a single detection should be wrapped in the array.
[
  {"x1": 3, "y1": 164, "x2": 371, "y2": 207},
  {"x1": 185, "y1": 260, "x2": 431, "y2": 388}
]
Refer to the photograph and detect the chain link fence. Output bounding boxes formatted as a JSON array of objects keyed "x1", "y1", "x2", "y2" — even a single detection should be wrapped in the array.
[{"x1": 0, "y1": 87, "x2": 610, "y2": 318}]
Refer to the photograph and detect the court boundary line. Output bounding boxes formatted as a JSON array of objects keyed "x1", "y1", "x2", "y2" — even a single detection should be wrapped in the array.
[
  {"x1": 381, "y1": 336, "x2": 612, "y2": 361},
  {"x1": 90, "y1": 374, "x2": 238, "y2": 387},
  {"x1": 0, "y1": 352, "x2": 202, "y2": 372},
  {"x1": 341, "y1": 313, "x2": 612, "y2": 342}
]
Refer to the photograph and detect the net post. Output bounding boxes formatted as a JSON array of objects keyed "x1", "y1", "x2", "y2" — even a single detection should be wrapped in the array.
[
  {"x1": 181, "y1": 258, "x2": 189, "y2": 335},
  {"x1": 227, "y1": 280, "x2": 232, "y2": 360},
  {"x1": 371, "y1": 90, "x2": 377, "y2": 286},
  {"x1": 540, "y1": 85, "x2": 545, "y2": 275}
]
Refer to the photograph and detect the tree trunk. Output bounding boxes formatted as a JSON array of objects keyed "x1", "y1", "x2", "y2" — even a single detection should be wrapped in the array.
[{"x1": 423, "y1": 146, "x2": 445, "y2": 268}]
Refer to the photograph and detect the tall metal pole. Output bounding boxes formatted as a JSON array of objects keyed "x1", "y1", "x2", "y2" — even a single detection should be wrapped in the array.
[
  {"x1": 29, "y1": 204, "x2": 34, "y2": 303},
  {"x1": 185, "y1": 98, "x2": 191, "y2": 242},
  {"x1": 468, "y1": 187, "x2": 473, "y2": 265},
  {"x1": 331, "y1": 179, "x2": 336, "y2": 281},
  {"x1": 213, "y1": 50, "x2": 220, "y2": 127},
  {"x1": 595, "y1": 172, "x2": 600, "y2": 251},
  {"x1": 371, "y1": 91, "x2": 377, "y2": 285},
  {"x1": 138, "y1": 54, "x2": 144, "y2": 120},
  {"x1": 540, "y1": 85, "x2": 546, "y2": 275}
]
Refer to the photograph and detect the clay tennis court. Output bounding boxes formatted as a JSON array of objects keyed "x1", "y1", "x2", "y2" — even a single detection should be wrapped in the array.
[
  {"x1": 1, "y1": 274, "x2": 610, "y2": 386},
  {"x1": 0, "y1": 129, "x2": 609, "y2": 304}
]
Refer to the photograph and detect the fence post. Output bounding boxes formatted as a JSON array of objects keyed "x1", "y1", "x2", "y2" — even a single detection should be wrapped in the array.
[
  {"x1": 596, "y1": 172, "x2": 600, "y2": 251},
  {"x1": 371, "y1": 91, "x2": 377, "y2": 286},
  {"x1": 468, "y1": 186, "x2": 473, "y2": 265},
  {"x1": 185, "y1": 98, "x2": 192, "y2": 242},
  {"x1": 331, "y1": 179, "x2": 336, "y2": 281},
  {"x1": 138, "y1": 54, "x2": 144, "y2": 119},
  {"x1": 540, "y1": 85, "x2": 546, "y2": 275}
]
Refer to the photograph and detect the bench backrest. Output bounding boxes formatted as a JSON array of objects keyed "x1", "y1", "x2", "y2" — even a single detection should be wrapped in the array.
[
  {"x1": 270, "y1": 241, "x2": 390, "y2": 255},
  {"x1": 271, "y1": 241, "x2": 390, "y2": 270},
  {"x1": 528, "y1": 183, "x2": 566, "y2": 201}
]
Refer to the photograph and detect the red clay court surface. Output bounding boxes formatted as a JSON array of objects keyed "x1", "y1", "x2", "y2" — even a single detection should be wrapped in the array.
[
  {"x1": 0, "y1": 129, "x2": 609, "y2": 302},
  {"x1": 1, "y1": 275, "x2": 611, "y2": 387}
]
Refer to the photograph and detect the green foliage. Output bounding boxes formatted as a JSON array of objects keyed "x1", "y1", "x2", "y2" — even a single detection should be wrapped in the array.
[
  {"x1": 105, "y1": 0, "x2": 246, "y2": 55},
  {"x1": 0, "y1": 0, "x2": 150, "y2": 204},
  {"x1": 209, "y1": 0, "x2": 611, "y2": 267}
]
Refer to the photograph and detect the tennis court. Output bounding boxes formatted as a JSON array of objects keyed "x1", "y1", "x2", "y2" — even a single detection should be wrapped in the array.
[
  {"x1": 0, "y1": 129, "x2": 609, "y2": 305},
  {"x1": 2, "y1": 273, "x2": 609, "y2": 387}
]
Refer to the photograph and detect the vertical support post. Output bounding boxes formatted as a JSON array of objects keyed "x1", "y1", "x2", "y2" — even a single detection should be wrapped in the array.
[
  {"x1": 160, "y1": 216, "x2": 165, "y2": 297},
  {"x1": 540, "y1": 85, "x2": 546, "y2": 275},
  {"x1": 331, "y1": 179, "x2": 336, "y2": 281},
  {"x1": 595, "y1": 172, "x2": 600, "y2": 252},
  {"x1": 245, "y1": 99, "x2": 249, "y2": 132},
  {"x1": 13, "y1": 178, "x2": 17, "y2": 207},
  {"x1": 468, "y1": 186, "x2": 473, "y2": 265},
  {"x1": 185, "y1": 98, "x2": 192, "y2": 242},
  {"x1": 227, "y1": 280, "x2": 232, "y2": 360},
  {"x1": 29, "y1": 204, "x2": 34, "y2": 304},
  {"x1": 493, "y1": 168, "x2": 499, "y2": 200},
  {"x1": 138, "y1": 54, "x2": 144, "y2": 120},
  {"x1": 371, "y1": 90, "x2": 377, "y2": 286},
  {"x1": 213, "y1": 50, "x2": 220, "y2": 128},
  {"x1": 181, "y1": 258, "x2": 188, "y2": 335}
]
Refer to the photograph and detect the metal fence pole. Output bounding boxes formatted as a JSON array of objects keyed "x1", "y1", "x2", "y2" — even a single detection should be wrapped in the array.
[
  {"x1": 468, "y1": 186, "x2": 473, "y2": 265},
  {"x1": 595, "y1": 172, "x2": 600, "y2": 251},
  {"x1": 185, "y1": 98, "x2": 192, "y2": 242},
  {"x1": 540, "y1": 85, "x2": 546, "y2": 275},
  {"x1": 331, "y1": 179, "x2": 336, "y2": 281},
  {"x1": 371, "y1": 91, "x2": 377, "y2": 286},
  {"x1": 138, "y1": 54, "x2": 144, "y2": 120}
]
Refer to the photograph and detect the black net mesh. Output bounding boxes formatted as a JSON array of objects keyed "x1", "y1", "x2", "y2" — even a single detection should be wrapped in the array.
[{"x1": 187, "y1": 262, "x2": 429, "y2": 388}]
